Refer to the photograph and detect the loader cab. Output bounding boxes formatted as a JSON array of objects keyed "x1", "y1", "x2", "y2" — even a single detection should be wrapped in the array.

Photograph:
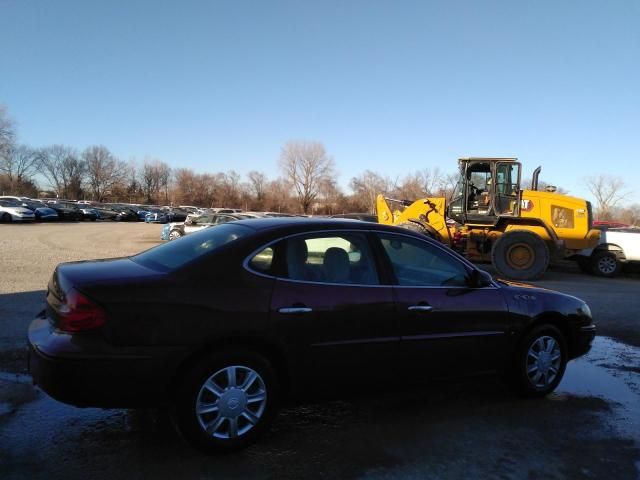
[{"x1": 448, "y1": 158, "x2": 522, "y2": 225}]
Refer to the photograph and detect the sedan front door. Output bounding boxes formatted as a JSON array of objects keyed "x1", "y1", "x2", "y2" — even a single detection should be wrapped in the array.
[{"x1": 375, "y1": 232, "x2": 510, "y2": 379}]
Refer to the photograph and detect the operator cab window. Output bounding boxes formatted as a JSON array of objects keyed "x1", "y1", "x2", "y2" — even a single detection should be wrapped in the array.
[
  {"x1": 495, "y1": 162, "x2": 520, "y2": 216},
  {"x1": 467, "y1": 163, "x2": 493, "y2": 215}
]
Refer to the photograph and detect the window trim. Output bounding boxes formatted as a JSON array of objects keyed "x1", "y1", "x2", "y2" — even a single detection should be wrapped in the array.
[{"x1": 242, "y1": 229, "x2": 387, "y2": 288}]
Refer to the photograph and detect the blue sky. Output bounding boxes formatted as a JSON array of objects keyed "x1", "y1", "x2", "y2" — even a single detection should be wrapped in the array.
[{"x1": 1, "y1": 0, "x2": 639, "y2": 203}]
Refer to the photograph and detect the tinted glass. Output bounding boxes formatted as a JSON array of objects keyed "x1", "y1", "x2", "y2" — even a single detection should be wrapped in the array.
[
  {"x1": 132, "y1": 223, "x2": 252, "y2": 271},
  {"x1": 249, "y1": 247, "x2": 274, "y2": 273},
  {"x1": 281, "y1": 233, "x2": 378, "y2": 285},
  {"x1": 0, "y1": 199, "x2": 21, "y2": 207},
  {"x1": 379, "y1": 233, "x2": 469, "y2": 287}
]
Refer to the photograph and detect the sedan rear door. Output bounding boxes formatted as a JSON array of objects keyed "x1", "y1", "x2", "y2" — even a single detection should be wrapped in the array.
[{"x1": 256, "y1": 231, "x2": 399, "y2": 393}]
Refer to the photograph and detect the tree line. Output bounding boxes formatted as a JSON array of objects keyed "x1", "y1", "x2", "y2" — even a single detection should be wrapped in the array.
[{"x1": 0, "y1": 105, "x2": 637, "y2": 222}]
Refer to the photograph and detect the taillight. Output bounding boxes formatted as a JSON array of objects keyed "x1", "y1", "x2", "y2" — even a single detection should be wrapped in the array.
[{"x1": 57, "y1": 288, "x2": 107, "y2": 333}]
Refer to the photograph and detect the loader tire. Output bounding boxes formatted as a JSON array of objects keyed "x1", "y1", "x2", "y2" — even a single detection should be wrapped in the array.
[
  {"x1": 398, "y1": 222, "x2": 435, "y2": 239},
  {"x1": 492, "y1": 231, "x2": 550, "y2": 280}
]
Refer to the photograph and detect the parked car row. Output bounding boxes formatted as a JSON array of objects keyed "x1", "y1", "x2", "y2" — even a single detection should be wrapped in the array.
[
  {"x1": 0, "y1": 197, "x2": 248, "y2": 224},
  {"x1": 161, "y1": 211, "x2": 296, "y2": 241}
]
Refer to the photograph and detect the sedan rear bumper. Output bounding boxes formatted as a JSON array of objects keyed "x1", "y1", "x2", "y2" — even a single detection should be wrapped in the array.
[{"x1": 28, "y1": 315, "x2": 183, "y2": 408}]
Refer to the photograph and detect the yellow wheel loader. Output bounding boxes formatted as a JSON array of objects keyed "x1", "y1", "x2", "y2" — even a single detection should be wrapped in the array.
[{"x1": 377, "y1": 158, "x2": 600, "y2": 280}]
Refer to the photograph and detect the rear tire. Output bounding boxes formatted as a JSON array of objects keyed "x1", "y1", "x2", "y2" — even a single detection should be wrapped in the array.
[
  {"x1": 169, "y1": 230, "x2": 182, "y2": 241},
  {"x1": 174, "y1": 349, "x2": 279, "y2": 453},
  {"x1": 492, "y1": 231, "x2": 550, "y2": 280},
  {"x1": 510, "y1": 324, "x2": 568, "y2": 398},
  {"x1": 1, "y1": 213, "x2": 11, "y2": 223},
  {"x1": 590, "y1": 250, "x2": 622, "y2": 277}
]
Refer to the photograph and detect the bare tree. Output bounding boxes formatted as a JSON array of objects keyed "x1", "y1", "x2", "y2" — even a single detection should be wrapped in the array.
[
  {"x1": 247, "y1": 171, "x2": 267, "y2": 202},
  {"x1": 265, "y1": 177, "x2": 294, "y2": 213},
  {"x1": 173, "y1": 168, "x2": 197, "y2": 204},
  {"x1": 437, "y1": 173, "x2": 460, "y2": 203},
  {"x1": 0, "y1": 106, "x2": 15, "y2": 159},
  {"x1": 417, "y1": 167, "x2": 444, "y2": 196},
  {"x1": 219, "y1": 170, "x2": 241, "y2": 207},
  {"x1": 37, "y1": 145, "x2": 82, "y2": 197},
  {"x1": 158, "y1": 162, "x2": 171, "y2": 203},
  {"x1": 0, "y1": 144, "x2": 39, "y2": 193},
  {"x1": 279, "y1": 141, "x2": 336, "y2": 214},
  {"x1": 83, "y1": 145, "x2": 128, "y2": 201},
  {"x1": 584, "y1": 175, "x2": 630, "y2": 220},
  {"x1": 142, "y1": 160, "x2": 160, "y2": 204},
  {"x1": 349, "y1": 170, "x2": 389, "y2": 213}
]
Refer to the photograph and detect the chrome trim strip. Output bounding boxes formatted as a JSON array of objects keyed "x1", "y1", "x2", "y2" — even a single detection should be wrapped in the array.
[
  {"x1": 278, "y1": 307, "x2": 313, "y2": 314},
  {"x1": 312, "y1": 336, "x2": 397, "y2": 347},
  {"x1": 408, "y1": 305, "x2": 434, "y2": 312},
  {"x1": 401, "y1": 331, "x2": 505, "y2": 341},
  {"x1": 579, "y1": 325, "x2": 596, "y2": 332}
]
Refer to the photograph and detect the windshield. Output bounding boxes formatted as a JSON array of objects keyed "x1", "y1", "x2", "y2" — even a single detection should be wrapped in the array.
[
  {"x1": 0, "y1": 199, "x2": 21, "y2": 207},
  {"x1": 59, "y1": 202, "x2": 79, "y2": 210},
  {"x1": 132, "y1": 223, "x2": 253, "y2": 271}
]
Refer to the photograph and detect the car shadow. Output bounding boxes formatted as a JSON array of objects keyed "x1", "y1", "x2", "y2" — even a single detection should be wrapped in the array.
[{"x1": 0, "y1": 290, "x2": 46, "y2": 372}]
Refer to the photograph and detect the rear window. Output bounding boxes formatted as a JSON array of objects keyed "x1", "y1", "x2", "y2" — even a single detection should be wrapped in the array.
[{"x1": 132, "y1": 223, "x2": 252, "y2": 271}]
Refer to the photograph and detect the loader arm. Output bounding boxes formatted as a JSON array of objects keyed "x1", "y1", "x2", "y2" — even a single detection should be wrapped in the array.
[{"x1": 376, "y1": 194, "x2": 452, "y2": 246}]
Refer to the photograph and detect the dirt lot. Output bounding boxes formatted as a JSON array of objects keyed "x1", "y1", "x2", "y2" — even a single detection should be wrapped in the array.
[{"x1": 1, "y1": 222, "x2": 639, "y2": 479}]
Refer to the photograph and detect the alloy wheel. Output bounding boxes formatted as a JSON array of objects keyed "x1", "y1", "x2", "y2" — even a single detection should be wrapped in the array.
[
  {"x1": 526, "y1": 336, "x2": 562, "y2": 389},
  {"x1": 597, "y1": 256, "x2": 617, "y2": 275},
  {"x1": 195, "y1": 365, "x2": 267, "y2": 440}
]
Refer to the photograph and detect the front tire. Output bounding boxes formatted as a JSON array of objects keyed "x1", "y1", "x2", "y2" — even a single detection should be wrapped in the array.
[
  {"x1": 398, "y1": 221, "x2": 436, "y2": 239},
  {"x1": 590, "y1": 250, "x2": 622, "y2": 277},
  {"x1": 511, "y1": 325, "x2": 567, "y2": 398},
  {"x1": 492, "y1": 231, "x2": 550, "y2": 280},
  {"x1": 174, "y1": 350, "x2": 279, "y2": 453},
  {"x1": 169, "y1": 230, "x2": 183, "y2": 241}
]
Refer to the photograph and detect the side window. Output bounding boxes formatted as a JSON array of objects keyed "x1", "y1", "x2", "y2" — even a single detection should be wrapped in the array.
[
  {"x1": 378, "y1": 234, "x2": 469, "y2": 287},
  {"x1": 249, "y1": 247, "x2": 274, "y2": 273},
  {"x1": 282, "y1": 233, "x2": 379, "y2": 285}
]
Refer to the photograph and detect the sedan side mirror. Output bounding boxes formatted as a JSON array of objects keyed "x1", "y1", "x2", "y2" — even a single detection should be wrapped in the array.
[{"x1": 468, "y1": 269, "x2": 493, "y2": 288}]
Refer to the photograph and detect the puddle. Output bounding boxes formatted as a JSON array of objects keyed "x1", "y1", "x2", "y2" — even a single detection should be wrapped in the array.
[
  {"x1": 558, "y1": 336, "x2": 640, "y2": 443},
  {"x1": 0, "y1": 372, "x2": 32, "y2": 384},
  {"x1": 0, "y1": 336, "x2": 638, "y2": 479},
  {"x1": 0, "y1": 402, "x2": 13, "y2": 415}
]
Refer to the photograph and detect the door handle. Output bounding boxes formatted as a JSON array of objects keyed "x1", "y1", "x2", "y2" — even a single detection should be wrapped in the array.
[
  {"x1": 408, "y1": 305, "x2": 433, "y2": 313},
  {"x1": 278, "y1": 307, "x2": 313, "y2": 314}
]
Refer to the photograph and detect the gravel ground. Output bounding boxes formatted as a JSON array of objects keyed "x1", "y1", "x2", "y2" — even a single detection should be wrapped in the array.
[
  {"x1": 1, "y1": 221, "x2": 639, "y2": 479},
  {"x1": 0, "y1": 222, "x2": 162, "y2": 294},
  {"x1": 0, "y1": 222, "x2": 162, "y2": 352}
]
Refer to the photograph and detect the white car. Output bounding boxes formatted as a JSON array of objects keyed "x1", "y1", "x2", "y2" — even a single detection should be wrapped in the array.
[
  {"x1": 0, "y1": 198, "x2": 36, "y2": 222},
  {"x1": 576, "y1": 227, "x2": 640, "y2": 277}
]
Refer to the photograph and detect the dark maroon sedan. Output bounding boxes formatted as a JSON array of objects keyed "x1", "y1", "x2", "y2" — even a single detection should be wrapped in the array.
[{"x1": 28, "y1": 218, "x2": 595, "y2": 451}]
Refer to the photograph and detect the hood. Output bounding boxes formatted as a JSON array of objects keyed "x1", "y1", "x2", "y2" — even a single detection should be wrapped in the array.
[
  {"x1": 36, "y1": 207, "x2": 58, "y2": 214},
  {"x1": 1, "y1": 206, "x2": 34, "y2": 215}
]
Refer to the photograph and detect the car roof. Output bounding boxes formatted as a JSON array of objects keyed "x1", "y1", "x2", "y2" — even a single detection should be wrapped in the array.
[{"x1": 229, "y1": 216, "x2": 424, "y2": 237}]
